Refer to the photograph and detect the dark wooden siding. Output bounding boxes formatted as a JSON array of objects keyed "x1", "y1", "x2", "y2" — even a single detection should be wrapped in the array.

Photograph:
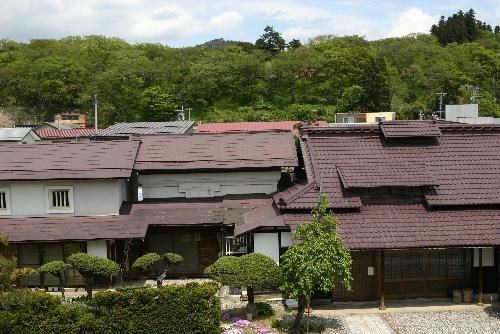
[
  {"x1": 384, "y1": 249, "x2": 471, "y2": 298},
  {"x1": 333, "y1": 251, "x2": 376, "y2": 301}
]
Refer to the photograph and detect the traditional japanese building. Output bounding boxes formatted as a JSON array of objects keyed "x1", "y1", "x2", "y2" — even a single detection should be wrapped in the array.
[{"x1": 236, "y1": 121, "x2": 500, "y2": 304}]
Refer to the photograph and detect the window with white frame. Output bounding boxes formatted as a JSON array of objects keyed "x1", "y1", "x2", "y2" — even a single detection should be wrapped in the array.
[
  {"x1": 45, "y1": 186, "x2": 74, "y2": 213},
  {"x1": 0, "y1": 188, "x2": 11, "y2": 215},
  {"x1": 343, "y1": 117, "x2": 355, "y2": 123}
]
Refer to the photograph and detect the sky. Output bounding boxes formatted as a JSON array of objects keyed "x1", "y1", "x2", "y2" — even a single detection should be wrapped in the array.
[{"x1": 0, "y1": 0, "x2": 499, "y2": 47}]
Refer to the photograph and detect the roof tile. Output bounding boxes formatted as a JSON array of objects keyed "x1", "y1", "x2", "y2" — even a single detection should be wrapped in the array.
[
  {"x1": 0, "y1": 141, "x2": 139, "y2": 180},
  {"x1": 284, "y1": 204, "x2": 500, "y2": 249},
  {"x1": 134, "y1": 131, "x2": 298, "y2": 171}
]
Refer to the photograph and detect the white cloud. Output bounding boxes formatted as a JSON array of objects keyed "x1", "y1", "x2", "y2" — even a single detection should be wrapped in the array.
[
  {"x1": 386, "y1": 8, "x2": 437, "y2": 38},
  {"x1": 0, "y1": 0, "x2": 244, "y2": 44},
  {"x1": 283, "y1": 26, "x2": 322, "y2": 41}
]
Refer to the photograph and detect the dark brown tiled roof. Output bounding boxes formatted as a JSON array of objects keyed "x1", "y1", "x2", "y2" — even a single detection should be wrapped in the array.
[
  {"x1": 284, "y1": 204, "x2": 500, "y2": 249},
  {"x1": 234, "y1": 204, "x2": 285, "y2": 236},
  {"x1": 380, "y1": 122, "x2": 441, "y2": 138},
  {"x1": 97, "y1": 121, "x2": 194, "y2": 136},
  {"x1": 130, "y1": 198, "x2": 272, "y2": 227},
  {"x1": 337, "y1": 162, "x2": 438, "y2": 189},
  {"x1": 0, "y1": 141, "x2": 140, "y2": 180},
  {"x1": 0, "y1": 215, "x2": 147, "y2": 242},
  {"x1": 134, "y1": 131, "x2": 298, "y2": 171},
  {"x1": 279, "y1": 124, "x2": 500, "y2": 208}
]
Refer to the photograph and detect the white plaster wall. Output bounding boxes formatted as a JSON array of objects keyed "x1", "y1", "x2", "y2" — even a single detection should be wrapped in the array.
[
  {"x1": 280, "y1": 232, "x2": 293, "y2": 248},
  {"x1": 86, "y1": 240, "x2": 108, "y2": 257},
  {"x1": 0, "y1": 179, "x2": 125, "y2": 216},
  {"x1": 254, "y1": 233, "x2": 280, "y2": 264},
  {"x1": 23, "y1": 132, "x2": 40, "y2": 144},
  {"x1": 139, "y1": 171, "x2": 281, "y2": 199}
]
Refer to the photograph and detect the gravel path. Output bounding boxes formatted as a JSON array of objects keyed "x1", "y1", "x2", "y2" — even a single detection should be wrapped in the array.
[
  {"x1": 345, "y1": 314, "x2": 395, "y2": 334},
  {"x1": 384, "y1": 310, "x2": 500, "y2": 334}
]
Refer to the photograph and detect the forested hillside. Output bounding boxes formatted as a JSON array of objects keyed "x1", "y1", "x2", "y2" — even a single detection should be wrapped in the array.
[{"x1": 0, "y1": 9, "x2": 498, "y2": 126}]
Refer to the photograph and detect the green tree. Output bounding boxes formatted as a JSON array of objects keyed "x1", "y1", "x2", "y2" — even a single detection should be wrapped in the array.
[
  {"x1": 140, "y1": 86, "x2": 177, "y2": 121},
  {"x1": 280, "y1": 193, "x2": 352, "y2": 333},
  {"x1": 204, "y1": 253, "x2": 279, "y2": 316},
  {"x1": 67, "y1": 253, "x2": 120, "y2": 299},
  {"x1": 335, "y1": 85, "x2": 365, "y2": 113},
  {"x1": 255, "y1": 26, "x2": 286, "y2": 56},
  {"x1": 39, "y1": 261, "x2": 72, "y2": 298},
  {"x1": 0, "y1": 232, "x2": 38, "y2": 291},
  {"x1": 288, "y1": 39, "x2": 303, "y2": 50},
  {"x1": 132, "y1": 252, "x2": 184, "y2": 287}
]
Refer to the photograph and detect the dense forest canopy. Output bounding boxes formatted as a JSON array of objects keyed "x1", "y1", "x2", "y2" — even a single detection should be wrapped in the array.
[{"x1": 0, "y1": 9, "x2": 499, "y2": 127}]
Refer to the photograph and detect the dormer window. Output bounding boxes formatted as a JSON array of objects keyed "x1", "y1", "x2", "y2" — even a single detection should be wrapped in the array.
[
  {"x1": 0, "y1": 188, "x2": 11, "y2": 215},
  {"x1": 45, "y1": 186, "x2": 74, "y2": 214}
]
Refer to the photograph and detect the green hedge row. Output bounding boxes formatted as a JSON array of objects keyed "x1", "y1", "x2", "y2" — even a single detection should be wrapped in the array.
[{"x1": 0, "y1": 283, "x2": 221, "y2": 334}]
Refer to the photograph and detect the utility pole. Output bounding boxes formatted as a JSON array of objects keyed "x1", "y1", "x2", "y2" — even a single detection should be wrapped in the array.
[
  {"x1": 493, "y1": 78, "x2": 496, "y2": 103},
  {"x1": 176, "y1": 105, "x2": 185, "y2": 121},
  {"x1": 176, "y1": 105, "x2": 192, "y2": 121},
  {"x1": 94, "y1": 94, "x2": 98, "y2": 130},
  {"x1": 470, "y1": 86, "x2": 481, "y2": 103},
  {"x1": 436, "y1": 91, "x2": 447, "y2": 119}
]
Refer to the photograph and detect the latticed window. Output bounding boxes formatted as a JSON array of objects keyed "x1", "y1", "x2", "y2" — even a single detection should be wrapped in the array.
[
  {"x1": 51, "y1": 190, "x2": 70, "y2": 208},
  {"x1": 45, "y1": 186, "x2": 73, "y2": 213},
  {"x1": 0, "y1": 192, "x2": 6, "y2": 209}
]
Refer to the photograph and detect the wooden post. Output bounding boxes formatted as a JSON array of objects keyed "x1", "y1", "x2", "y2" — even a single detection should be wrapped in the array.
[
  {"x1": 377, "y1": 250, "x2": 386, "y2": 310},
  {"x1": 479, "y1": 248, "x2": 484, "y2": 305}
]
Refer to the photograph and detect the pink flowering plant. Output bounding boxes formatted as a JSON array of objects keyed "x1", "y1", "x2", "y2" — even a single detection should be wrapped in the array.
[{"x1": 221, "y1": 313, "x2": 278, "y2": 334}]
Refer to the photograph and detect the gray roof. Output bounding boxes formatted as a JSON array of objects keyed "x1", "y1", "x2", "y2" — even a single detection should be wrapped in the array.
[
  {"x1": 97, "y1": 121, "x2": 195, "y2": 137},
  {"x1": 0, "y1": 128, "x2": 40, "y2": 141}
]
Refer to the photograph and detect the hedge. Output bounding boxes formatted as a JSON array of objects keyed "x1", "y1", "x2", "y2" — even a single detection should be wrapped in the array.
[
  {"x1": 90, "y1": 282, "x2": 221, "y2": 334},
  {"x1": 0, "y1": 283, "x2": 221, "y2": 334}
]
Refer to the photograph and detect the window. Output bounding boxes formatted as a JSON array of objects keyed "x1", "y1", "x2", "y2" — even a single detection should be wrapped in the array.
[
  {"x1": 343, "y1": 117, "x2": 354, "y2": 123},
  {"x1": 0, "y1": 188, "x2": 11, "y2": 215},
  {"x1": 375, "y1": 117, "x2": 386, "y2": 122},
  {"x1": 45, "y1": 186, "x2": 74, "y2": 213},
  {"x1": 61, "y1": 115, "x2": 80, "y2": 121}
]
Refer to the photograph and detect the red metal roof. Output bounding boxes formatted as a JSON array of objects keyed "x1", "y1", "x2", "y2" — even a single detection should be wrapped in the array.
[
  {"x1": 0, "y1": 141, "x2": 140, "y2": 180},
  {"x1": 36, "y1": 128, "x2": 96, "y2": 139},
  {"x1": 135, "y1": 131, "x2": 298, "y2": 171},
  {"x1": 284, "y1": 205, "x2": 500, "y2": 249},
  {"x1": 0, "y1": 215, "x2": 147, "y2": 242},
  {"x1": 197, "y1": 121, "x2": 328, "y2": 135},
  {"x1": 277, "y1": 124, "x2": 500, "y2": 208}
]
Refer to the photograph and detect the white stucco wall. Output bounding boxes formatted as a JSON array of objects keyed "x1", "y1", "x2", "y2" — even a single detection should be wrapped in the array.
[
  {"x1": 139, "y1": 171, "x2": 282, "y2": 199},
  {"x1": 280, "y1": 232, "x2": 293, "y2": 248},
  {"x1": 254, "y1": 233, "x2": 280, "y2": 264},
  {"x1": 86, "y1": 240, "x2": 108, "y2": 258},
  {"x1": 0, "y1": 179, "x2": 126, "y2": 216}
]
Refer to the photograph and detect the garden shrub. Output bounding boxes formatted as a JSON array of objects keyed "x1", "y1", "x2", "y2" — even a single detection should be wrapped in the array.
[
  {"x1": 272, "y1": 316, "x2": 326, "y2": 333},
  {"x1": 0, "y1": 282, "x2": 221, "y2": 334},
  {"x1": 0, "y1": 289, "x2": 91, "y2": 334},
  {"x1": 90, "y1": 282, "x2": 221, "y2": 334},
  {"x1": 256, "y1": 302, "x2": 275, "y2": 316}
]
